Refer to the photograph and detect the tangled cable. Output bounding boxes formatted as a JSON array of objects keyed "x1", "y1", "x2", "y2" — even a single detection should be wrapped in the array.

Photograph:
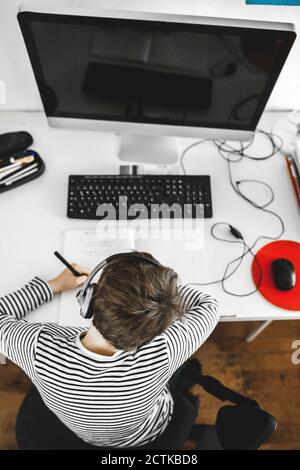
[{"x1": 180, "y1": 129, "x2": 285, "y2": 296}]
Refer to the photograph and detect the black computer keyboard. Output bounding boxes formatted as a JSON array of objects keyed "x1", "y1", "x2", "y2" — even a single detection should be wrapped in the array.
[{"x1": 67, "y1": 175, "x2": 213, "y2": 219}]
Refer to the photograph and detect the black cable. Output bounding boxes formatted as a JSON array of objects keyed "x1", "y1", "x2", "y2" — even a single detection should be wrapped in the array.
[
  {"x1": 214, "y1": 129, "x2": 283, "y2": 161},
  {"x1": 224, "y1": 146, "x2": 285, "y2": 238},
  {"x1": 186, "y1": 223, "x2": 246, "y2": 287},
  {"x1": 180, "y1": 128, "x2": 285, "y2": 297},
  {"x1": 221, "y1": 240, "x2": 263, "y2": 297},
  {"x1": 179, "y1": 138, "x2": 209, "y2": 175},
  {"x1": 187, "y1": 222, "x2": 264, "y2": 297}
]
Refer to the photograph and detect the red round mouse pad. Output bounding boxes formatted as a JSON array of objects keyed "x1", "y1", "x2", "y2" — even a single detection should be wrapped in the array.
[{"x1": 252, "y1": 240, "x2": 300, "y2": 311}]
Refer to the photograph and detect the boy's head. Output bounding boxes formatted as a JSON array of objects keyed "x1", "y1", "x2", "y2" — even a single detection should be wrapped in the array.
[{"x1": 93, "y1": 252, "x2": 183, "y2": 351}]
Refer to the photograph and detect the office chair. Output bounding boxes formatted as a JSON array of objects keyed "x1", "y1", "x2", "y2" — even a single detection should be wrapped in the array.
[
  {"x1": 181, "y1": 359, "x2": 277, "y2": 450},
  {"x1": 16, "y1": 359, "x2": 276, "y2": 450}
]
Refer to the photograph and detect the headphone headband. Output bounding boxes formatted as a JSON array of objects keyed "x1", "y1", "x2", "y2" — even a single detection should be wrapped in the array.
[
  {"x1": 80, "y1": 251, "x2": 161, "y2": 297},
  {"x1": 106, "y1": 252, "x2": 161, "y2": 266}
]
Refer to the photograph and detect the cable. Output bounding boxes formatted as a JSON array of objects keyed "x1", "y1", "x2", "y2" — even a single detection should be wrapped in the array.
[
  {"x1": 187, "y1": 222, "x2": 264, "y2": 297},
  {"x1": 214, "y1": 129, "x2": 283, "y2": 161},
  {"x1": 179, "y1": 139, "x2": 209, "y2": 175},
  {"x1": 180, "y1": 128, "x2": 285, "y2": 297}
]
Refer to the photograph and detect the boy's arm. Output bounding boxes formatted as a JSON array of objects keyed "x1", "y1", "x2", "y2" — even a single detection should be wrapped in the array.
[
  {"x1": 0, "y1": 266, "x2": 88, "y2": 378},
  {"x1": 0, "y1": 277, "x2": 53, "y2": 378},
  {"x1": 163, "y1": 285, "x2": 220, "y2": 376},
  {"x1": 0, "y1": 277, "x2": 53, "y2": 320}
]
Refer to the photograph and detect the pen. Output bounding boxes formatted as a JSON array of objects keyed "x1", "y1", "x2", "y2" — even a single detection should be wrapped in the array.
[
  {"x1": 0, "y1": 154, "x2": 35, "y2": 171},
  {"x1": 0, "y1": 155, "x2": 34, "y2": 173},
  {"x1": 0, "y1": 165, "x2": 38, "y2": 186},
  {"x1": 0, "y1": 162, "x2": 38, "y2": 182},
  {"x1": 285, "y1": 155, "x2": 300, "y2": 209},
  {"x1": 0, "y1": 157, "x2": 35, "y2": 180},
  {"x1": 0, "y1": 164, "x2": 22, "y2": 180},
  {"x1": 290, "y1": 154, "x2": 300, "y2": 188},
  {"x1": 54, "y1": 251, "x2": 82, "y2": 277}
]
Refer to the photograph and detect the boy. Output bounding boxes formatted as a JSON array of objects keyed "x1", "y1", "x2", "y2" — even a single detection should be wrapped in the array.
[{"x1": 0, "y1": 252, "x2": 219, "y2": 448}]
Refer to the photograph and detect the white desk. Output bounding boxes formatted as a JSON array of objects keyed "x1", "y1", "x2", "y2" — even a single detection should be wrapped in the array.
[{"x1": 0, "y1": 110, "x2": 299, "y2": 324}]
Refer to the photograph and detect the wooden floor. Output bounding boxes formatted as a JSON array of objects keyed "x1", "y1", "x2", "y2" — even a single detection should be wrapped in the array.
[{"x1": 1, "y1": 320, "x2": 300, "y2": 450}]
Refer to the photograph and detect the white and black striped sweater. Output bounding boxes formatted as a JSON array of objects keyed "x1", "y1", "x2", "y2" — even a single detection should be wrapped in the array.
[{"x1": 0, "y1": 277, "x2": 219, "y2": 447}]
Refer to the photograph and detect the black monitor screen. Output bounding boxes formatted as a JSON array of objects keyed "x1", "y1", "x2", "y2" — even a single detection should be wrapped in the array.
[{"x1": 18, "y1": 12, "x2": 295, "y2": 131}]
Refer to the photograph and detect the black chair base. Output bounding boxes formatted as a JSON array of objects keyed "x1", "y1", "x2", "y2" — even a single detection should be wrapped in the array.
[{"x1": 189, "y1": 424, "x2": 222, "y2": 450}]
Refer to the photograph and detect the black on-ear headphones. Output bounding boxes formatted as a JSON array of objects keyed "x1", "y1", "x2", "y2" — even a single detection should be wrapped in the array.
[{"x1": 76, "y1": 251, "x2": 161, "y2": 319}]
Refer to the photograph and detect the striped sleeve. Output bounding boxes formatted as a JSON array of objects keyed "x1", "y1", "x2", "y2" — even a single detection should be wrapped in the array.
[
  {"x1": 163, "y1": 286, "x2": 220, "y2": 376},
  {"x1": 0, "y1": 277, "x2": 53, "y2": 378}
]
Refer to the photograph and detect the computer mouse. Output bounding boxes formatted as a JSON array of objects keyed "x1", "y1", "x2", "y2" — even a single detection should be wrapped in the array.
[{"x1": 271, "y1": 258, "x2": 296, "y2": 291}]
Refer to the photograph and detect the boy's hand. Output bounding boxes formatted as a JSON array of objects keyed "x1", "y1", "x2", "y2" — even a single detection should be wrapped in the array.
[{"x1": 48, "y1": 264, "x2": 90, "y2": 294}]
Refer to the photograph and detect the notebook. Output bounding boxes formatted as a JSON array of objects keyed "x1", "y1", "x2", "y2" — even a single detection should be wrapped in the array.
[{"x1": 59, "y1": 222, "x2": 207, "y2": 327}]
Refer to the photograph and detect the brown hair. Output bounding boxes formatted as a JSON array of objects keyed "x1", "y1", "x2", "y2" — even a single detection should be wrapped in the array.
[{"x1": 93, "y1": 252, "x2": 183, "y2": 351}]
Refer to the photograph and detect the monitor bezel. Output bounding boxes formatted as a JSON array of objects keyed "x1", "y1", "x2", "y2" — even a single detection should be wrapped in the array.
[{"x1": 17, "y1": 7, "x2": 296, "y2": 141}]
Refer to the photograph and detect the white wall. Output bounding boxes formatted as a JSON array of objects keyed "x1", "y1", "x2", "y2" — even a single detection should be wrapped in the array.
[{"x1": 0, "y1": 0, "x2": 299, "y2": 111}]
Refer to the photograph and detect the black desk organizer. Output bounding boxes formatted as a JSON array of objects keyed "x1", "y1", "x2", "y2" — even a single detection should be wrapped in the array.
[{"x1": 0, "y1": 131, "x2": 45, "y2": 194}]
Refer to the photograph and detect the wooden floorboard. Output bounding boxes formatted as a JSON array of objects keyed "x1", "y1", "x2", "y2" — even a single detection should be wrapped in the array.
[
  {"x1": 0, "y1": 361, "x2": 31, "y2": 450},
  {"x1": 0, "y1": 320, "x2": 300, "y2": 450}
]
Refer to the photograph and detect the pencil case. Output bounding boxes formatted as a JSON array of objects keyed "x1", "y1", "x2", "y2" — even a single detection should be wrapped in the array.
[{"x1": 0, "y1": 131, "x2": 45, "y2": 194}]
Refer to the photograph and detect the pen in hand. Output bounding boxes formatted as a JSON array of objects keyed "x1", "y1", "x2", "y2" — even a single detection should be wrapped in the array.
[{"x1": 54, "y1": 251, "x2": 82, "y2": 277}]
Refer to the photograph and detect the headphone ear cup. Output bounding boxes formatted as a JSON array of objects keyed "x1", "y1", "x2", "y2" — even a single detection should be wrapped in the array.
[{"x1": 81, "y1": 283, "x2": 98, "y2": 319}]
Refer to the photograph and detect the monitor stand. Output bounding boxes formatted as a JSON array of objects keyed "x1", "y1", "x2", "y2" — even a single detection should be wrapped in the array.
[{"x1": 117, "y1": 134, "x2": 178, "y2": 165}]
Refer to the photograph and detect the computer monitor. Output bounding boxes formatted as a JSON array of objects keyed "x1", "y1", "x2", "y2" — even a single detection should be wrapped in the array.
[{"x1": 18, "y1": 7, "x2": 295, "y2": 164}]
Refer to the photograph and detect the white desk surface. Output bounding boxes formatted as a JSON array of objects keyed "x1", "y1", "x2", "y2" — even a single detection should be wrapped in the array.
[{"x1": 0, "y1": 110, "x2": 299, "y2": 323}]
